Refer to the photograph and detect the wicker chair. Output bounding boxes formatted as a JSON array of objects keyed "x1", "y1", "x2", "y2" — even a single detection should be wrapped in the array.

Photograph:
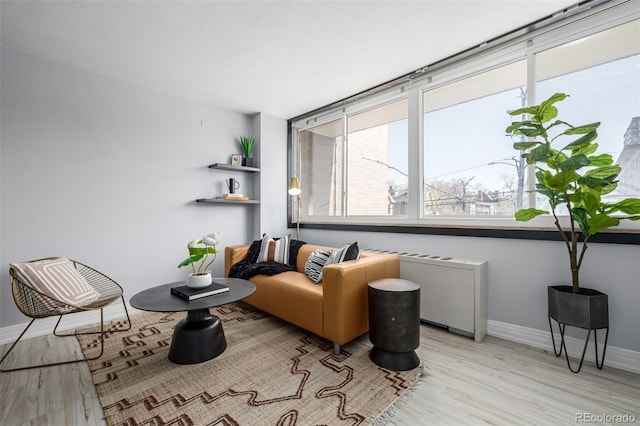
[{"x1": 0, "y1": 258, "x2": 131, "y2": 372}]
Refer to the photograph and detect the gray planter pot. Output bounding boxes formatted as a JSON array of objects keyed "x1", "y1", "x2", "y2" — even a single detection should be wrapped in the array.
[{"x1": 547, "y1": 285, "x2": 608, "y2": 329}]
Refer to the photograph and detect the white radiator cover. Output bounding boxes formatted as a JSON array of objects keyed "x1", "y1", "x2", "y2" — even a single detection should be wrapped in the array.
[{"x1": 366, "y1": 249, "x2": 488, "y2": 342}]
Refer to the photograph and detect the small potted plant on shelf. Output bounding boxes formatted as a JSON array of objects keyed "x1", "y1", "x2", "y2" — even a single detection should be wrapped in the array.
[
  {"x1": 505, "y1": 92, "x2": 640, "y2": 372},
  {"x1": 236, "y1": 135, "x2": 255, "y2": 167},
  {"x1": 178, "y1": 232, "x2": 221, "y2": 288}
]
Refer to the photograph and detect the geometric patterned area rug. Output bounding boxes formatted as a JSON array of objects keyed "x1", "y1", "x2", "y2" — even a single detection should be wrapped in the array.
[{"x1": 77, "y1": 302, "x2": 423, "y2": 426}]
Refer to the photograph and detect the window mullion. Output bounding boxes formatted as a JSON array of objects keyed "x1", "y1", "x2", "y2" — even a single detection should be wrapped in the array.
[
  {"x1": 407, "y1": 87, "x2": 421, "y2": 221},
  {"x1": 342, "y1": 112, "x2": 348, "y2": 218}
]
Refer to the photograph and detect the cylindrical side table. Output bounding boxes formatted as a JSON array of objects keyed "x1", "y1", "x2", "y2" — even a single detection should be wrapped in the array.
[{"x1": 368, "y1": 278, "x2": 420, "y2": 371}]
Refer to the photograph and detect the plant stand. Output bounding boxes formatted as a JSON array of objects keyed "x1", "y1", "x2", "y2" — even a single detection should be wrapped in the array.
[
  {"x1": 547, "y1": 285, "x2": 609, "y2": 374},
  {"x1": 548, "y1": 316, "x2": 609, "y2": 373}
]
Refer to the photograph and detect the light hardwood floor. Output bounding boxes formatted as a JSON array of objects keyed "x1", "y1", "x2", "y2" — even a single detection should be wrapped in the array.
[{"x1": 1, "y1": 323, "x2": 638, "y2": 426}]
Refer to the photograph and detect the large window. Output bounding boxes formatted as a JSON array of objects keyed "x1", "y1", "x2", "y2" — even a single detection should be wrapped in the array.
[
  {"x1": 295, "y1": 98, "x2": 408, "y2": 220},
  {"x1": 423, "y1": 61, "x2": 527, "y2": 217},
  {"x1": 290, "y1": 6, "x2": 639, "y2": 235},
  {"x1": 536, "y1": 20, "x2": 640, "y2": 206}
]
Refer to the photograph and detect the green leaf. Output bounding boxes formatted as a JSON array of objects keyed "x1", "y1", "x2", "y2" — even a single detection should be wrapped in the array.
[
  {"x1": 578, "y1": 176, "x2": 614, "y2": 189},
  {"x1": 607, "y1": 198, "x2": 640, "y2": 215},
  {"x1": 561, "y1": 130, "x2": 598, "y2": 151},
  {"x1": 587, "y1": 153, "x2": 613, "y2": 167},
  {"x1": 563, "y1": 122, "x2": 600, "y2": 135},
  {"x1": 543, "y1": 92, "x2": 569, "y2": 105},
  {"x1": 508, "y1": 106, "x2": 538, "y2": 117},
  {"x1": 546, "y1": 149, "x2": 568, "y2": 169},
  {"x1": 572, "y1": 207, "x2": 590, "y2": 236},
  {"x1": 584, "y1": 165, "x2": 621, "y2": 180},
  {"x1": 515, "y1": 208, "x2": 548, "y2": 221},
  {"x1": 513, "y1": 141, "x2": 538, "y2": 150},
  {"x1": 527, "y1": 143, "x2": 551, "y2": 163},
  {"x1": 587, "y1": 214, "x2": 620, "y2": 235},
  {"x1": 518, "y1": 124, "x2": 547, "y2": 138},
  {"x1": 545, "y1": 170, "x2": 580, "y2": 191},
  {"x1": 537, "y1": 93, "x2": 568, "y2": 122},
  {"x1": 538, "y1": 105, "x2": 558, "y2": 123},
  {"x1": 558, "y1": 154, "x2": 590, "y2": 172},
  {"x1": 188, "y1": 246, "x2": 206, "y2": 256},
  {"x1": 600, "y1": 182, "x2": 617, "y2": 195},
  {"x1": 572, "y1": 186, "x2": 601, "y2": 214},
  {"x1": 573, "y1": 142, "x2": 598, "y2": 157},
  {"x1": 177, "y1": 253, "x2": 204, "y2": 268}
]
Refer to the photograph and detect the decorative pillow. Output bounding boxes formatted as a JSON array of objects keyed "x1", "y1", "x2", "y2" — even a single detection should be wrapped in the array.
[
  {"x1": 10, "y1": 257, "x2": 100, "y2": 308},
  {"x1": 257, "y1": 234, "x2": 290, "y2": 264},
  {"x1": 329, "y1": 241, "x2": 360, "y2": 264},
  {"x1": 304, "y1": 248, "x2": 334, "y2": 284}
]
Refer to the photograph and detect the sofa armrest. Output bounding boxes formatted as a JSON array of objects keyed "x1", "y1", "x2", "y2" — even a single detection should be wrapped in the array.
[
  {"x1": 225, "y1": 244, "x2": 250, "y2": 277},
  {"x1": 321, "y1": 254, "x2": 400, "y2": 345}
]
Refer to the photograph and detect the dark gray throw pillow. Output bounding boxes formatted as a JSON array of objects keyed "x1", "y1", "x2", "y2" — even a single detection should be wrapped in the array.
[{"x1": 330, "y1": 242, "x2": 360, "y2": 264}]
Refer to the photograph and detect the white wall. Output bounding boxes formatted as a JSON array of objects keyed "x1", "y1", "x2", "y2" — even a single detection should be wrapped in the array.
[
  {"x1": 253, "y1": 113, "x2": 289, "y2": 239},
  {"x1": 299, "y1": 228, "x2": 640, "y2": 352},
  {"x1": 0, "y1": 48, "x2": 259, "y2": 328}
]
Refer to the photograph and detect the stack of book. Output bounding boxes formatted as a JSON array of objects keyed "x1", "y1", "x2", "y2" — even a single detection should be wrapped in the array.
[
  {"x1": 223, "y1": 193, "x2": 249, "y2": 201},
  {"x1": 171, "y1": 282, "x2": 230, "y2": 301}
]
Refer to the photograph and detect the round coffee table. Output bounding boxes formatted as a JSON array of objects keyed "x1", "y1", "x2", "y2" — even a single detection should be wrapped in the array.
[{"x1": 130, "y1": 278, "x2": 255, "y2": 365}]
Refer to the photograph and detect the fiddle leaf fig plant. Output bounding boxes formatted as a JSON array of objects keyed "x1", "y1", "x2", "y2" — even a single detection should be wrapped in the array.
[{"x1": 506, "y1": 93, "x2": 640, "y2": 293}]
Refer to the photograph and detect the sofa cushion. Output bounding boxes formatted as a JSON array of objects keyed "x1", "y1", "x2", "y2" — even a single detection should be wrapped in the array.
[
  {"x1": 257, "y1": 234, "x2": 290, "y2": 263},
  {"x1": 262, "y1": 271, "x2": 324, "y2": 336},
  {"x1": 304, "y1": 248, "x2": 334, "y2": 284}
]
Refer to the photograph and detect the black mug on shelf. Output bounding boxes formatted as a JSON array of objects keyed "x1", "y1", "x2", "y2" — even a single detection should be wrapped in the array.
[{"x1": 226, "y1": 178, "x2": 240, "y2": 194}]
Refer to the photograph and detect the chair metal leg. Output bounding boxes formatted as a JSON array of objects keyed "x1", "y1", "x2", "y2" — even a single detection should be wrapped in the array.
[
  {"x1": 0, "y1": 317, "x2": 37, "y2": 372},
  {"x1": 54, "y1": 296, "x2": 132, "y2": 337},
  {"x1": 1, "y1": 298, "x2": 132, "y2": 373}
]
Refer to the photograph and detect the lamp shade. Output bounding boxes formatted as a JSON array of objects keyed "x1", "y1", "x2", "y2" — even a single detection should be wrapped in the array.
[{"x1": 288, "y1": 177, "x2": 301, "y2": 195}]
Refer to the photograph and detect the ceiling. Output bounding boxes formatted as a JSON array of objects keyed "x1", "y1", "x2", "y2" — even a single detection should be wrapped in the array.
[{"x1": 0, "y1": 0, "x2": 577, "y2": 119}]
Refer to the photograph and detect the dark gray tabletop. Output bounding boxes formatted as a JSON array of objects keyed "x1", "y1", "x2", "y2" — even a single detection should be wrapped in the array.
[{"x1": 129, "y1": 277, "x2": 256, "y2": 313}]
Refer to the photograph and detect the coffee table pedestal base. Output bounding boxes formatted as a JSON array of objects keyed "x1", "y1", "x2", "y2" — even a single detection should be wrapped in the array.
[{"x1": 168, "y1": 308, "x2": 227, "y2": 364}]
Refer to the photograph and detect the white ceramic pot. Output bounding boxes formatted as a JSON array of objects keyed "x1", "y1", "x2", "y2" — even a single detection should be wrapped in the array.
[{"x1": 186, "y1": 271, "x2": 212, "y2": 288}]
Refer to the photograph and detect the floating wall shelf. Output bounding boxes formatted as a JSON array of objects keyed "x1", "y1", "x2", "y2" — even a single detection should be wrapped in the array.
[
  {"x1": 196, "y1": 198, "x2": 260, "y2": 205},
  {"x1": 208, "y1": 163, "x2": 260, "y2": 173}
]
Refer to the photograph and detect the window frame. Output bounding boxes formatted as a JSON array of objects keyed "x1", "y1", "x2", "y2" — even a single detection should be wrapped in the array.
[{"x1": 288, "y1": 0, "x2": 640, "y2": 242}]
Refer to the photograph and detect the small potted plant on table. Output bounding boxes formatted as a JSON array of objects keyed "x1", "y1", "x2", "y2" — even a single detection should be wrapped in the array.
[
  {"x1": 505, "y1": 92, "x2": 640, "y2": 372},
  {"x1": 178, "y1": 232, "x2": 221, "y2": 288}
]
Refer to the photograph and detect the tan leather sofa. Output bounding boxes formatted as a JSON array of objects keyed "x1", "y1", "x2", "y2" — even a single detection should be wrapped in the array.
[{"x1": 225, "y1": 243, "x2": 400, "y2": 354}]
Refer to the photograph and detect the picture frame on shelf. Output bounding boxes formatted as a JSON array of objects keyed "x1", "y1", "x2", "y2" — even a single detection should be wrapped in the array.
[{"x1": 230, "y1": 154, "x2": 242, "y2": 166}]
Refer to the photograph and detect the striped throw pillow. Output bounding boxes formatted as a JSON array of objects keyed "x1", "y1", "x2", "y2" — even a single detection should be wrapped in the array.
[
  {"x1": 10, "y1": 258, "x2": 101, "y2": 309},
  {"x1": 257, "y1": 235, "x2": 290, "y2": 264},
  {"x1": 304, "y1": 249, "x2": 334, "y2": 284}
]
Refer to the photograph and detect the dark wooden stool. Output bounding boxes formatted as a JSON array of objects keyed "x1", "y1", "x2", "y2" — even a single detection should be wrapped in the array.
[{"x1": 368, "y1": 278, "x2": 420, "y2": 371}]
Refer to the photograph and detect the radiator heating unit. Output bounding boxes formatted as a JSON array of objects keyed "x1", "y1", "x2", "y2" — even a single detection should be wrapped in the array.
[{"x1": 366, "y1": 249, "x2": 488, "y2": 342}]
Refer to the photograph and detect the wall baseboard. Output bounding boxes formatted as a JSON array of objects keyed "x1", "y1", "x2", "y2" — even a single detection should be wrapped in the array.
[
  {"x1": 488, "y1": 320, "x2": 640, "y2": 374},
  {"x1": 0, "y1": 303, "x2": 142, "y2": 345}
]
